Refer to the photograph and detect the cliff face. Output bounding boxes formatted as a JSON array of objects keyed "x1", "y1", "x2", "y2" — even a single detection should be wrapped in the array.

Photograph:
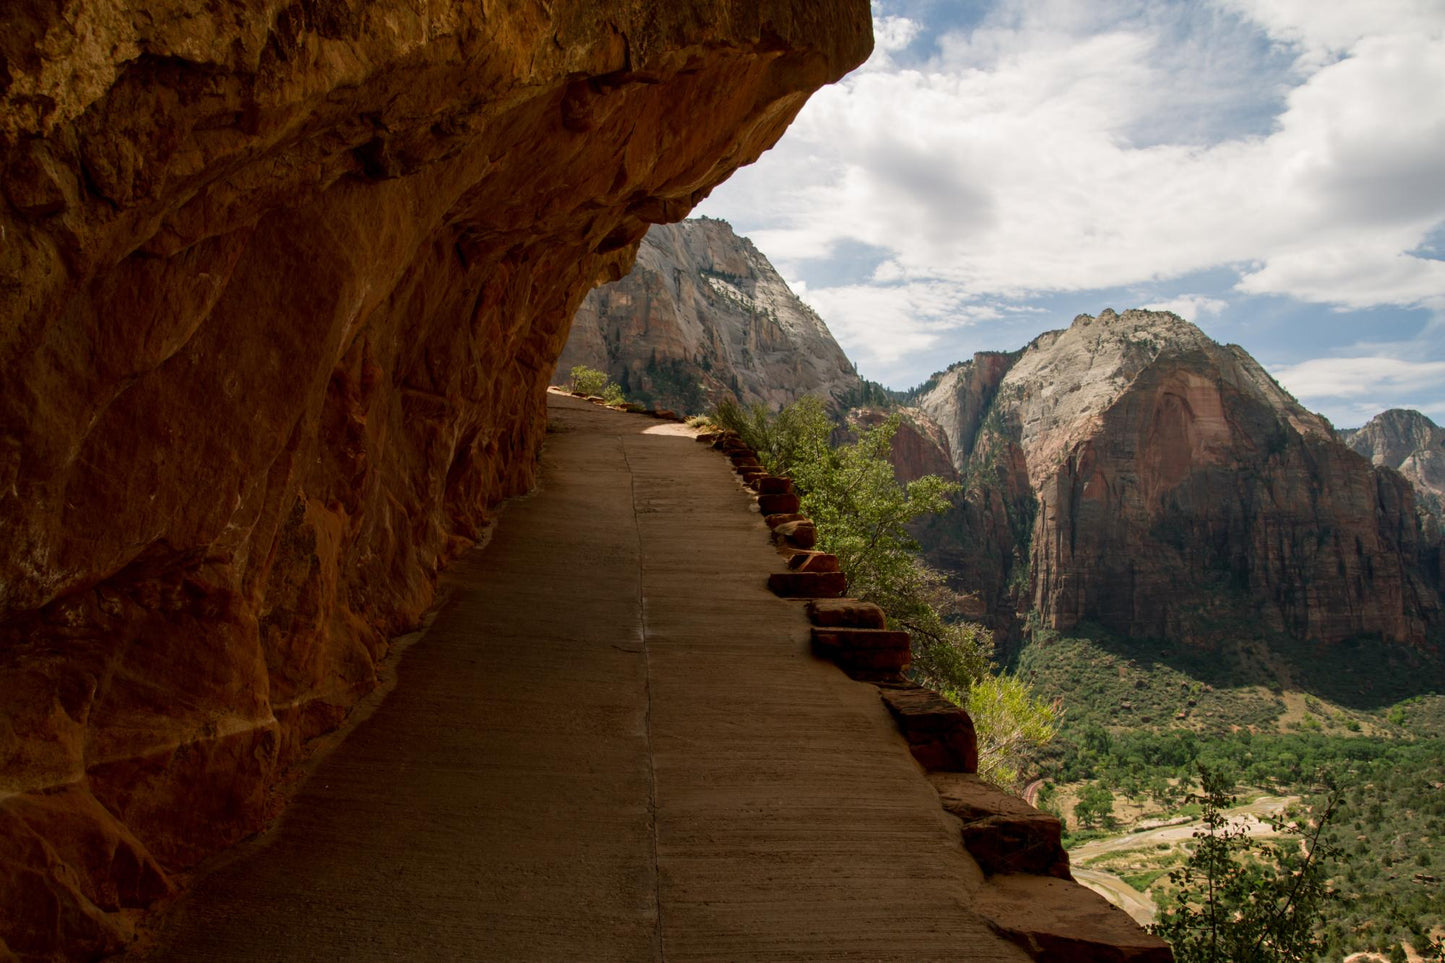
[
  {"x1": 915, "y1": 310, "x2": 1443, "y2": 647},
  {"x1": 1343, "y1": 409, "x2": 1445, "y2": 517},
  {"x1": 0, "y1": 2, "x2": 871, "y2": 956},
  {"x1": 557, "y1": 217, "x2": 861, "y2": 413}
]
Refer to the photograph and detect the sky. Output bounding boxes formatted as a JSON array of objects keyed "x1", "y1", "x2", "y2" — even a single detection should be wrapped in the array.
[{"x1": 693, "y1": 0, "x2": 1445, "y2": 428}]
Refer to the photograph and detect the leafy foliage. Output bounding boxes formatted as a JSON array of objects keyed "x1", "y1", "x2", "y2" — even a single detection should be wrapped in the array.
[
  {"x1": 712, "y1": 395, "x2": 1056, "y2": 788},
  {"x1": 568, "y1": 365, "x2": 626, "y2": 406},
  {"x1": 1150, "y1": 766, "x2": 1340, "y2": 963},
  {"x1": 959, "y1": 672, "x2": 1061, "y2": 790},
  {"x1": 1073, "y1": 782, "x2": 1117, "y2": 829}
]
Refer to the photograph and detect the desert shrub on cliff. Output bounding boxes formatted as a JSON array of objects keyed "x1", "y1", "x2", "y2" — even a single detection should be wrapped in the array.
[
  {"x1": 713, "y1": 395, "x2": 1056, "y2": 788},
  {"x1": 568, "y1": 365, "x2": 626, "y2": 406}
]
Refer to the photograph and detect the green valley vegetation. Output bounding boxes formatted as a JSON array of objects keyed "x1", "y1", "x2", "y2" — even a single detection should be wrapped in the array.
[
  {"x1": 1017, "y1": 621, "x2": 1445, "y2": 959},
  {"x1": 1150, "y1": 767, "x2": 1340, "y2": 963},
  {"x1": 711, "y1": 396, "x2": 1057, "y2": 789}
]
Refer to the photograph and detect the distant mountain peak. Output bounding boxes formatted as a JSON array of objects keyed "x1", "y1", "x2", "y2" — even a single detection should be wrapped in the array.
[
  {"x1": 913, "y1": 308, "x2": 1442, "y2": 647},
  {"x1": 1345, "y1": 408, "x2": 1445, "y2": 516},
  {"x1": 557, "y1": 218, "x2": 860, "y2": 414}
]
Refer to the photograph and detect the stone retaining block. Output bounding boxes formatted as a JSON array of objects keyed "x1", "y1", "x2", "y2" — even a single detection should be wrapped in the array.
[
  {"x1": 756, "y1": 476, "x2": 793, "y2": 495},
  {"x1": 756, "y1": 492, "x2": 801, "y2": 515},
  {"x1": 927, "y1": 773, "x2": 1071, "y2": 879},
  {"x1": 974, "y1": 875, "x2": 1173, "y2": 962},
  {"x1": 785, "y1": 551, "x2": 839, "y2": 573},
  {"x1": 804, "y1": 598, "x2": 886, "y2": 628},
  {"x1": 767, "y1": 571, "x2": 845, "y2": 599},
  {"x1": 770, "y1": 520, "x2": 817, "y2": 549},
  {"x1": 877, "y1": 682, "x2": 978, "y2": 773},
  {"x1": 810, "y1": 628, "x2": 910, "y2": 679}
]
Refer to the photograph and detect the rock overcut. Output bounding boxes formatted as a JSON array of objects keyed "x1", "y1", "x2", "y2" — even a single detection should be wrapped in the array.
[{"x1": 0, "y1": 2, "x2": 871, "y2": 957}]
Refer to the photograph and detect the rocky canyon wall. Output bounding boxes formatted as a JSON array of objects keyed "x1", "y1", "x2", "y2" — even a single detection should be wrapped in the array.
[
  {"x1": 0, "y1": 2, "x2": 871, "y2": 957},
  {"x1": 913, "y1": 310, "x2": 1444, "y2": 648}
]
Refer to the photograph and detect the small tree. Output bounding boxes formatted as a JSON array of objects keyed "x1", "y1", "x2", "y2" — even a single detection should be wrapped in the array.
[
  {"x1": 1074, "y1": 783, "x2": 1115, "y2": 829},
  {"x1": 962, "y1": 672, "x2": 1059, "y2": 790},
  {"x1": 569, "y1": 365, "x2": 625, "y2": 406},
  {"x1": 1150, "y1": 766, "x2": 1340, "y2": 963}
]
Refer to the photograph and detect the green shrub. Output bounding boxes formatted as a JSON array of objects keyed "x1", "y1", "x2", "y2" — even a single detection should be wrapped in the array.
[
  {"x1": 711, "y1": 395, "x2": 1055, "y2": 789},
  {"x1": 569, "y1": 365, "x2": 626, "y2": 405}
]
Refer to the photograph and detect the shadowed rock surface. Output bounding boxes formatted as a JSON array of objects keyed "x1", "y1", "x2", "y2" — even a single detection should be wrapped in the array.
[
  {"x1": 559, "y1": 217, "x2": 862, "y2": 415},
  {"x1": 0, "y1": 2, "x2": 871, "y2": 956}
]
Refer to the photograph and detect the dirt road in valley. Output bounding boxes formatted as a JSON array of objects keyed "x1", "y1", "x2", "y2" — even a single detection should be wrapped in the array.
[{"x1": 1069, "y1": 794, "x2": 1298, "y2": 925}]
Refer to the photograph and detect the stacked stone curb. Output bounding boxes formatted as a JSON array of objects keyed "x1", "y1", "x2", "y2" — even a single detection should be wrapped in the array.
[
  {"x1": 562, "y1": 388, "x2": 686, "y2": 422},
  {"x1": 571, "y1": 400, "x2": 1172, "y2": 962}
]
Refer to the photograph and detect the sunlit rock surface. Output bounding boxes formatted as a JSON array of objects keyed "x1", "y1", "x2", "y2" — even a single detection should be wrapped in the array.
[
  {"x1": 559, "y1": 217, "x2": 861, "y2": 414},
  {"x1": 1342, "y1": 408, "x2": 1445, "y2": 518},
  {"x1": 913, "y1": 310, "x2": 1443, "y2": 646}
]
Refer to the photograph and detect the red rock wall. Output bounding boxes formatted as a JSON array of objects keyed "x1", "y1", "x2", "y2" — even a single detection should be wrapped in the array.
[
  {"x1": 1030, "y1": 362, "x2": 1442, "y2": 645},
  {"x1": 0, "y1": 2, "x2": 871, "y2": 956}
]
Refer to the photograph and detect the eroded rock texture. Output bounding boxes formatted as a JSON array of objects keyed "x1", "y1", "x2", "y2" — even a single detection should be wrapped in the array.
[
  {"x1": 912, "y1": 310, "x2": 1444, "y2": 646},
  {"x1": 1343, "y1": 408, "x2": 1445, "y2": 518},
  {"x1": 0, "y1": 2, "x2": 871, "y2": 956},
  {"x1": 558, "y1": 216, "x2": 861, "y2": 414}
]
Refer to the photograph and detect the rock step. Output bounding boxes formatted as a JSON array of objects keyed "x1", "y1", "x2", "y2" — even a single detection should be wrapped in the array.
[
  {"x1": 975, "y1": 874, "x2": 1173, "y2": 963},
  {"x1": 755, "y1": 476, "x2": 793, "y2": 495},
  {"x1": 767, "y1": 571, "x2": 845, "y2": 599},
  {"x1": 877, "y1": 682, "x2": 978, "y2": 774},
  {"x1": 729, "y1": 453, "x2": 762, "y2": 469},
  {"x1": 804, "y1": 598, "x2": 886, "y2": 628},
  {"x1": 740, "y1": 470, "x2": 769, "y2": 489},
  {"x1": 810, "y1": 628, "x2": 910, "y2": 680},
  {"x1": 756, "y1": 492, "x2": 800, "y2": 515},
  {"x1": 769, "y1": 519, "x2": 817, "y2": 550},
  {"x1": 927, "y1": 773, "x2": 1071, "y2": 879},
  {"x1": 784, "y1": 551, "x2": 839, "y2": 573}
]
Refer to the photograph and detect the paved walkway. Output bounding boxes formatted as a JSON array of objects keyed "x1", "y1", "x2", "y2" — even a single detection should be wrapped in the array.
[{"x1": 129, "y1": 393, "x2": 1027, "y2": 962}]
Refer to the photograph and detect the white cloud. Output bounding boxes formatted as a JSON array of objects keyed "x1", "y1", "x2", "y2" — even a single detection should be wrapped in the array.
[
  {"x1": 1270, "y1": 356, "x2": 1445, "y2": 426},
  {"x1": 797, "y1": 281, "x2": 995, "y2": 368},
  {"x1": 1272, "y1": 357, "x2": 1445, "y2": 398},
  {"x1": 1237, "y1": 247, "x2": 1445, "y2": 309},
  {"x1": 1142, "y1": 294, "x2": 1229, "y2": 321},
  {"x1": 873, "y1": 16, "x2": 922, "y2": 55},
  {"x1": 701, "y1": 0, "x2": 1445, "y2": 311},
  {"x1": 1217, "y1": 0, "x2": 1445, "y2": 69}
]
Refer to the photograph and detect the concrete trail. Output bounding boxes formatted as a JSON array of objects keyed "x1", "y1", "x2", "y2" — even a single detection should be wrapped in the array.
[{"x1": 128, "y1": 393, "x2": 1027, "y2": 962}]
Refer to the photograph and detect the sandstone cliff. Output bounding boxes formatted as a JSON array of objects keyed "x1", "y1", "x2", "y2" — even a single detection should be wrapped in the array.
[
  {"x1": 913, "y1": 310, "x2": 1443, "y2": 647},
  {"x1": 557, "y1": 217, "x2": 861, "y2": 413},
  {"x1": 0, "y1": 2, "x2": 871, "y2": 957},
  {"x1": 1342, "y1": 409, "x2": 1445, "y2": 518}
]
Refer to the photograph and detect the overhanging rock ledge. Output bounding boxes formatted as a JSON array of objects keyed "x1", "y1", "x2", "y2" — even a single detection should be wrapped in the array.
[{"x1": 0, "y1": 2, "x2": 870, "y2": 956}]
